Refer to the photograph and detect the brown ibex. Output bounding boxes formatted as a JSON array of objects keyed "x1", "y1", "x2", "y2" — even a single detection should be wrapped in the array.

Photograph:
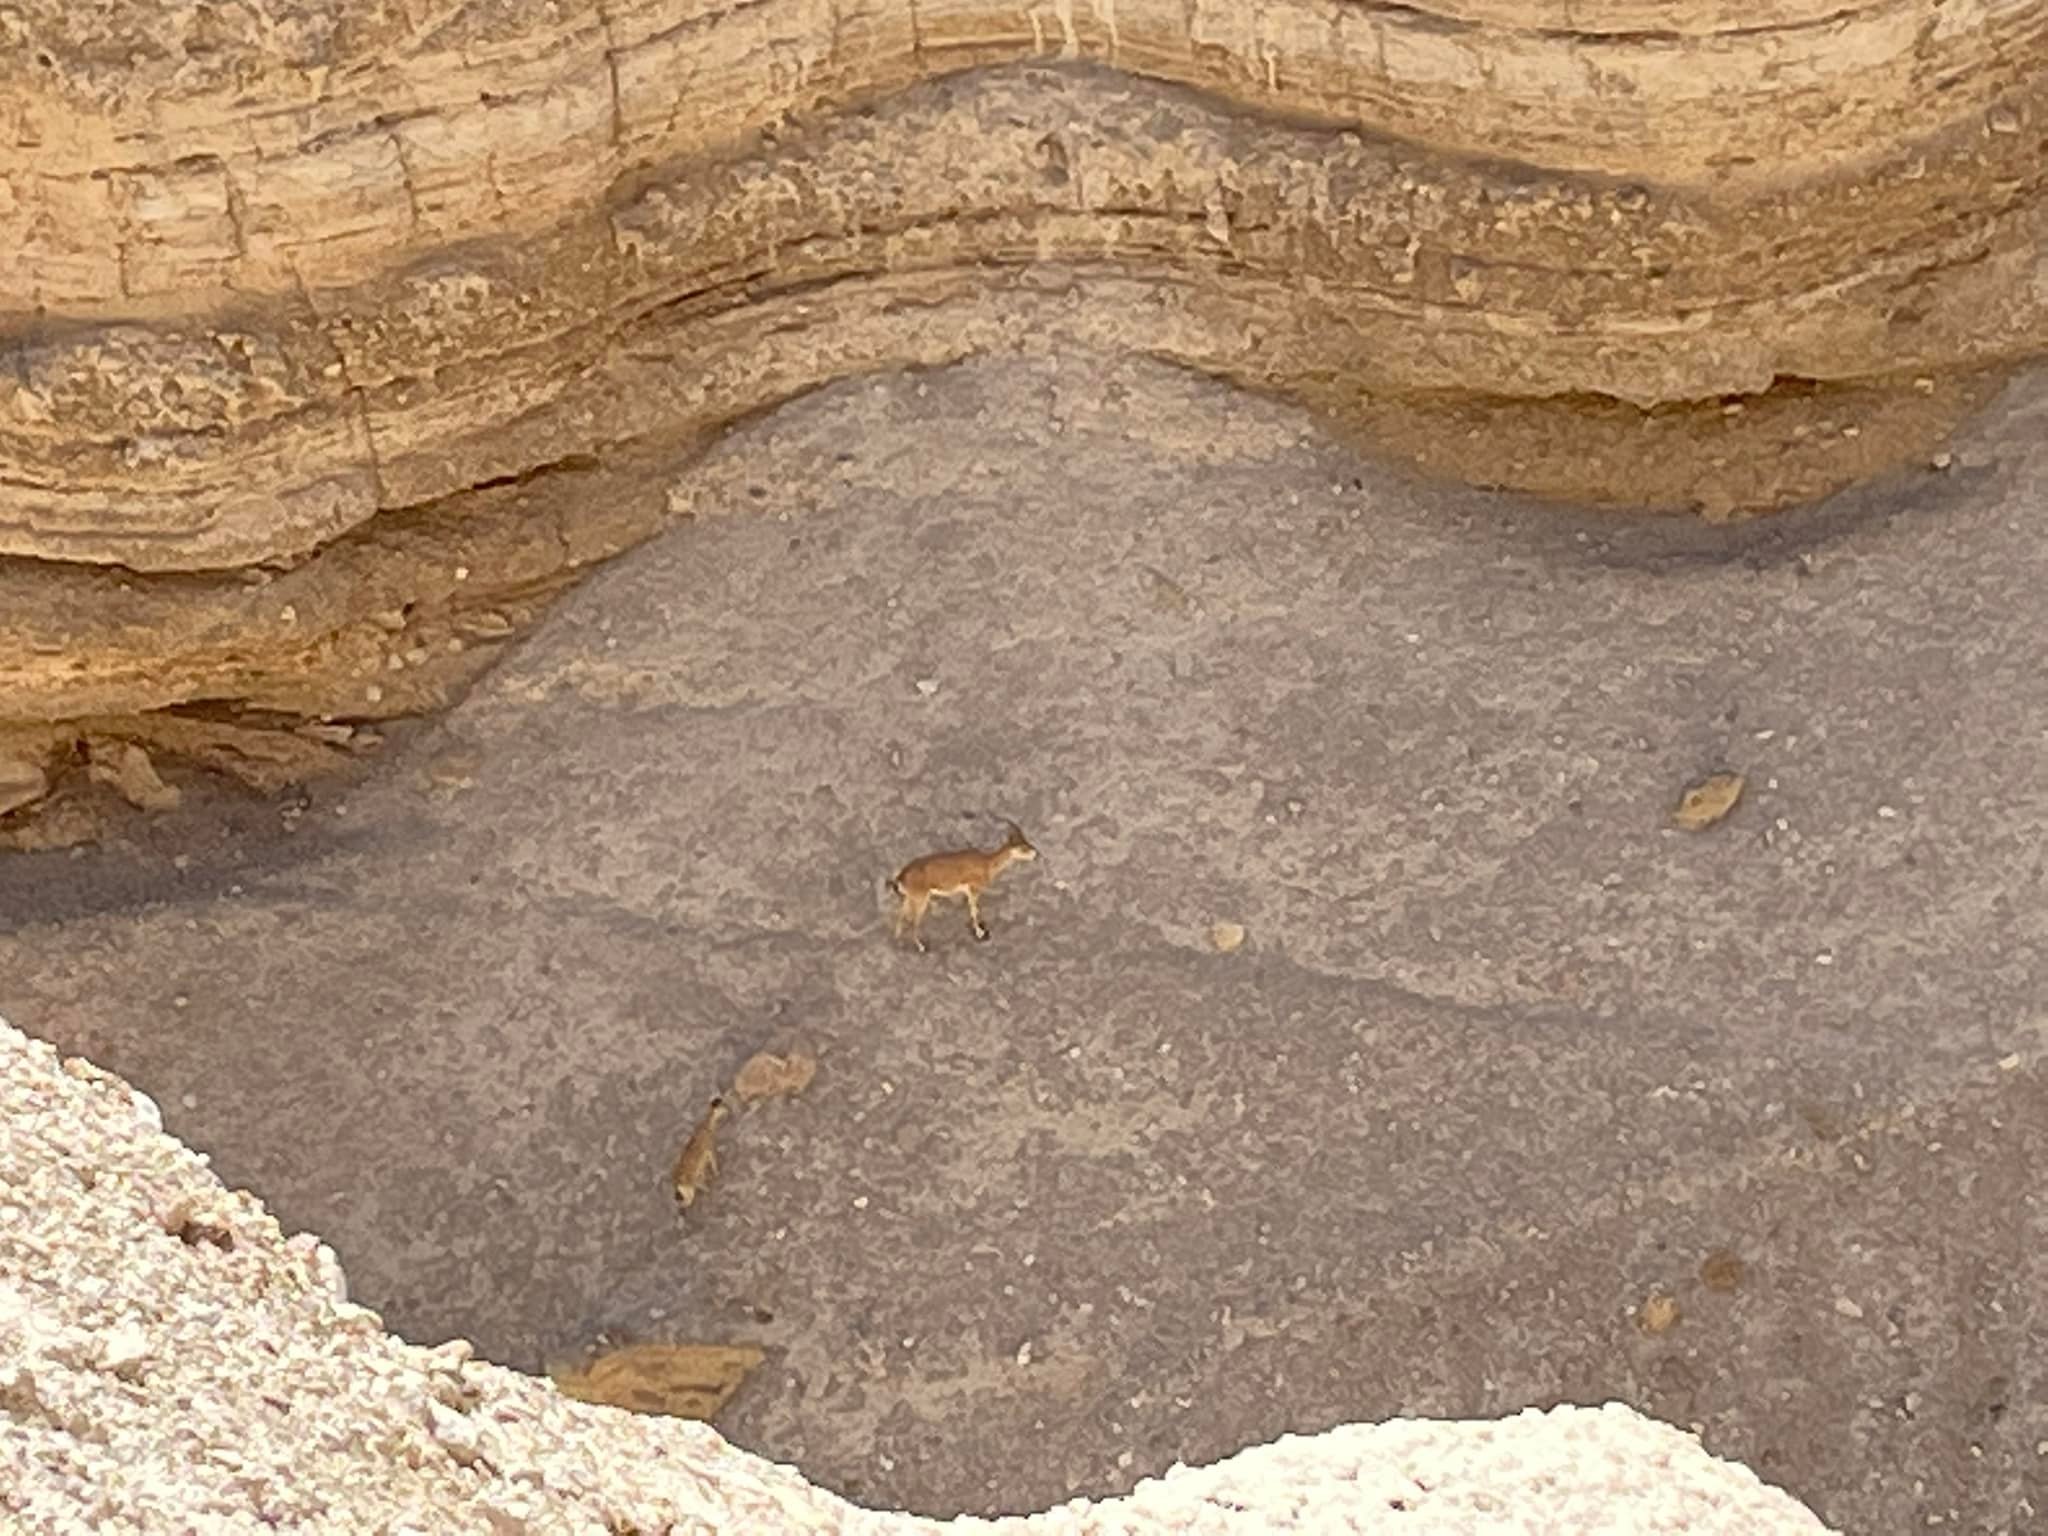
[{"x1": 887, "y1": 820, "x2": 1039, "y2": 952}]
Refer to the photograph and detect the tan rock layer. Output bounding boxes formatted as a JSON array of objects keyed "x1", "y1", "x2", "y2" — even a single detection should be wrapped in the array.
[
  {"x1": 4, "y1": 0, "x2": 2043, "y2": 314},
  {"x1": 4, "y1": 67, "x2": 2046, "y2": 571}
]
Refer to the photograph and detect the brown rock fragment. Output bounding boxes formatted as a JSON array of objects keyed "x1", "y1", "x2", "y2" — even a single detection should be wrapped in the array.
[
  {"x1": 1672, "y1": 771, "x2": 1744, "y2": 831},
  {"x1": 85, "y1": 741, "x2": 182, "y2": 813},
  {"x1": 549, "y1": 1342, "x2": 764, "y2": 1422},
  {"x1": 0, "y1": 754, "x2": 49, "y2": 818},
  {"x1": 1701, "y1": 1250, "x2": 1747, "y2": 1293},
  {"x1": 732, "y1": 1050, "x2": 818, "y2": 1105},
  {"x1": 1637, "y1": 1293, "x2": 1682, "y2": 1334}
]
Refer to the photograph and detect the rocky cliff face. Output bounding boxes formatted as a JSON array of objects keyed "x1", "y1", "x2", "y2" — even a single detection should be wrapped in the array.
[{"x1": 3, "y1": 2, "x2": 2045, "y2": 830}]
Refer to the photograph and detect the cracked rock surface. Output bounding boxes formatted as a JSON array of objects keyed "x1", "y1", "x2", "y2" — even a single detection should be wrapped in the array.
[{"x1": 2, "y1": 353, "x2": 2043, "y2": 1528}]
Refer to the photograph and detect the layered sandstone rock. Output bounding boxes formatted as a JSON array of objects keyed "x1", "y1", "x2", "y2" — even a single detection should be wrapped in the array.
[{"x1": 1, "y1": 2, "x2": 2045, "y2": 824}]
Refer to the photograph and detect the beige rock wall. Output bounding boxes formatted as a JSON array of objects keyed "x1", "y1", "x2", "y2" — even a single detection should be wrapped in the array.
[{"x1": 1, "y1": 2, "x2": 2044, "y2": 823}]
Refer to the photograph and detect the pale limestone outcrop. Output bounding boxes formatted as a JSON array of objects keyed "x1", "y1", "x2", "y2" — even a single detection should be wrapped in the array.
[
  {"x1": 0, "y1": 1015, "x2": 1837, "y2": 1533},
  {"x1": 0, "y1": 5, "x2": 2044, "y2": 823}
]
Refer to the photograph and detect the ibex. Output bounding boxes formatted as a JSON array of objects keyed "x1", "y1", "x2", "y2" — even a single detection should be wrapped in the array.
[
  {"x1": 670, "y1": 1096, "x2": 729, "y2": 1210},
  {"x1": 888, "y1": 819, "x2": 1039, "y2": 952}
]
